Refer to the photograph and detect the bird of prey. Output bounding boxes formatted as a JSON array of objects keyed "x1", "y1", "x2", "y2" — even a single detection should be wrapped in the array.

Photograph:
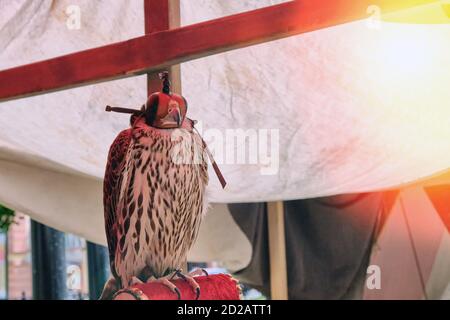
[{"x1": 100, "y1": 83, "x2": 209, "y2": 300}]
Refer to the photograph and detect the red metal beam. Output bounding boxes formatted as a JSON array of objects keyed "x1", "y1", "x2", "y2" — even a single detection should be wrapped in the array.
[{"x1": 0, "y1": 0, "x2": 438, "y2": 102}]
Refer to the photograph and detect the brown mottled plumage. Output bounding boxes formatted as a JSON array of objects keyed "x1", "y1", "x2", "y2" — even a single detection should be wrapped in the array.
[{"x1": 103, "y1": 116, "x2": 208, "y2": 291}]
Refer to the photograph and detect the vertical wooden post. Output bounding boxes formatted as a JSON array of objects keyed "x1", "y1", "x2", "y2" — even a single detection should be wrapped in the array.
[
  {"x1": 144, "y1": 0, "x2": 186, "y2": 272},
  {"x1": 144, "y1": 0, "x2": 181, "y2": 95},
  {"x1": 267, "y1": 201, "x2": 288, "y2": 300},
  {"x1": 4, "y1": 232, "x2": 9, "y2": 299}
]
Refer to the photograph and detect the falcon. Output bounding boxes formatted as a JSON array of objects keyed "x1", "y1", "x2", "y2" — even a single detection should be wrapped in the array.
[{"x1": 100, "y1": 82, "x2": 208, "y2": 300}]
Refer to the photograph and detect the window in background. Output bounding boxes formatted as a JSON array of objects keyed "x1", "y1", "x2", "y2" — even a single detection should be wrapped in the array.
[
  {"x1": 65, "y1": 234, "x2": 89, "y2": 299},
  {"x1": 7, "y1": 214, "x2": 32, "y2": 300}
]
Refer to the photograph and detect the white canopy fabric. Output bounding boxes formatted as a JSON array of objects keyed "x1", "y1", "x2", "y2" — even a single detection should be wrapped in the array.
[{"x1": 0, "y1": 1, "x2": 450, "y2": 251}]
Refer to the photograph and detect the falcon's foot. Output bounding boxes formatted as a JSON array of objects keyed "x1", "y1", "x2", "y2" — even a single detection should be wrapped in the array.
[
  {"x1": 145, "y1": 268, "x2": 208, "y2": 300},
  {"x1": 146, "y1": 273, "x2": 181, "y2": 300},
  {"x1": 171, "y1": 268, "x2": 209, "y2": 300}
]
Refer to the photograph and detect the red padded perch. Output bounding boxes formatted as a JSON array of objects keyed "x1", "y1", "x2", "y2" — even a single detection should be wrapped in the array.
[{"x1": 113, "y1": 274, "x2": 242, "y2": 300}]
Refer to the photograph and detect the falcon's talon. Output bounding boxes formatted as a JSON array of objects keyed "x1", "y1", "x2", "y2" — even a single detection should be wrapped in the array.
[
  {"x1": 146, "y1": 275, "x2": 181, "y2": 299},
  {"x1": 174, "y1": 270, "x2": 202, "y2": 299},
  {"x1": 201, "y1": 268, "x2": 209, "y2": 277},
  {"x1": 195, "y1": 287, "x2": 200, "y2": 300},
  {"x1": 174, "y1": 287, "x2": 181, "y2": 300}
]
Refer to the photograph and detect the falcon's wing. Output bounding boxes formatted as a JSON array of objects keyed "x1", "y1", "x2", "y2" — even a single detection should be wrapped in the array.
[{"x1": 103, "y1": 129, "x2": 132, "y2": 278}]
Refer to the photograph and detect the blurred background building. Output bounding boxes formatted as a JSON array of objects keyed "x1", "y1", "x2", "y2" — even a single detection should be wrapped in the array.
[{"x1": 0, "y1": 213, "x2": 90, "y2": 300}]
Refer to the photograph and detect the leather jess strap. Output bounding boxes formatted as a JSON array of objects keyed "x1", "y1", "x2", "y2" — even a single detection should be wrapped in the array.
[{"x1": 193, "y1": 125, "x2": 226, "y2": 189}]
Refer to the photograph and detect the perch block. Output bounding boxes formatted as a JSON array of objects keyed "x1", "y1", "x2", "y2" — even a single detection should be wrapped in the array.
[{"x1": 113, "y1": 273, "x2": 242, "y2": 300}]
